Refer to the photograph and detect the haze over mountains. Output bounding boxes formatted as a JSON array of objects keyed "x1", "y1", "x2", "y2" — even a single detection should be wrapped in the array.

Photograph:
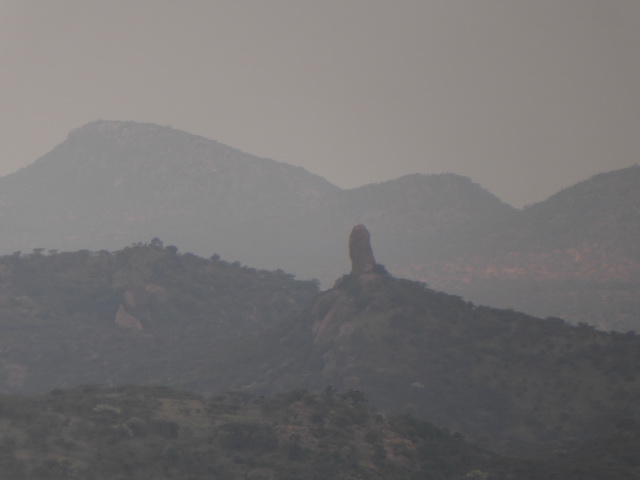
[{"x1": 1, "y1": 120, "x2": 638, "y2": 330}]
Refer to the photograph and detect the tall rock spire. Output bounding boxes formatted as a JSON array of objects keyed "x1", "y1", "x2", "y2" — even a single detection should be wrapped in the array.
[{"x1": 349, "y1": 224, "x2": 376, "y2": 275}]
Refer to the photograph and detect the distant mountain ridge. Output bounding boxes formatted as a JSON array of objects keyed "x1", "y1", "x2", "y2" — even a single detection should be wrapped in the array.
[
  {"x1": 0, "y1": 120, "x2": 339, "y2": 270},
  {"x1": 1, "y1": 120, "x2": 638, "y2": 330},
  {"x1": 417, "y1": 166, "x2": 640, "y2": 330}
]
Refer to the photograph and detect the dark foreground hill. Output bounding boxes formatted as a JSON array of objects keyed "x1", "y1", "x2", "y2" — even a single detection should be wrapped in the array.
[
  {"x1": 0, "y1": 240, "x2": 318, "y2": 393},
  {"x1": 0, "y1": 385, "x2": 494, "y2": 480},
  {"x1": 4, "y1": 385, "x2": 639, "y2": 480},
  {"x1": 4, "y1": 120, "x2": 638, "y2": 329},
  {"x1": 215, "y1": 269, "x2": 640, "y2": 454},
  {"x1": 1, "y1": 240, "x2": 639, "y2": 457}
]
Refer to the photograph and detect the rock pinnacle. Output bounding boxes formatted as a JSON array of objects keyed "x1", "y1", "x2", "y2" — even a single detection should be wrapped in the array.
[{"x1": 349, "y1": 224, "x2": 376, "y2": 275}]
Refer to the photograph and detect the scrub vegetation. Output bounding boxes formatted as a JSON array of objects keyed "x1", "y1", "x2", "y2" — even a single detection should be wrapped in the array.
[{"x1": 0, "y1": 242, "x2": 638, "y2": 477}]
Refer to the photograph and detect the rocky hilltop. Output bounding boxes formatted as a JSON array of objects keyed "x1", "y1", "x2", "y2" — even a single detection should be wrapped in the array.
[
  {"x1": 201, "y1": 226, "x2": 640, "y2": 453},
  {"x1": 0, "y1": 227, "x2": 638, "y2": 460}
]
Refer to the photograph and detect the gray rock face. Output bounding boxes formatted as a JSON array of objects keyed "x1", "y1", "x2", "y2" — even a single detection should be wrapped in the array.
[{"x1": 349, "y1": 224, "x2": 376, "y2": 275}]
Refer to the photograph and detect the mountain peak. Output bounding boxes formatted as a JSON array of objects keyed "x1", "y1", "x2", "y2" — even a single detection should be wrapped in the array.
[{"x1": 67, "y1": 119, "x2": 177, "y2": 145}]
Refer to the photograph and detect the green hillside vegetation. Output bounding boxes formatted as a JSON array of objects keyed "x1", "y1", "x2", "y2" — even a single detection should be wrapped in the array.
[
  {"x1": 219, "y1": 272, "x2": 640, "y2": 453},
  {"x1": 0, "y1": 385, "x2": 490, "y2": 479},
  {"x1": 316, "y1": 274, "x2": 640, "y2": 452},
  {"x1": 0, "y1": 385, "x2": 638, "y2": 480},
  {"x1": 0, "y1": 241, "x2": 639, "y2": 473},
  {"x1": 0, "y1": 240, "x2": 318, "y2": 393}
]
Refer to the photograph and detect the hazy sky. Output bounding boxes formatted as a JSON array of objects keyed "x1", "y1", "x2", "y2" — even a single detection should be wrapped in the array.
[{"x1": 2, "y1": 1, "x2": 639, "y2": 207}]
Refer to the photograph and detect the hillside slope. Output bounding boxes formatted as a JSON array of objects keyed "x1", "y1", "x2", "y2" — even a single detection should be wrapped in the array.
[
  {"x1": 419, "y1": 166, "x2": 640, "y2": 330},
  {"x1": 0, "y1": 120, "x2": 339, "y2": 274},
  {"x1": 0, "y1": 241, "x2": 318, "y2": 394},
  {"x1": 4, "y1": 385, "x2": 638, "y2": 480},
  {"x1": 218, "y1": 270, "x2": 640, "y2": 453}
]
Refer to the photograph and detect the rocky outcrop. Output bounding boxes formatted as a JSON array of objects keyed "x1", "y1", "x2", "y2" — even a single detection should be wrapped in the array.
[
  {"x1": 114, "y1": 288, "x2": 144, "y2": 330},
  {"x1": 113, "y1": 285, "x2": 167, "y2": 331},
  {"x1": 115, "y1": 304, "x2": 143, "y2": 331},
  {"x1": 314, "y1": 225, "x2": 382, "y2": 342},
  {"x1": 349, "y1": 225, "x2": 376, "y2": 275}
]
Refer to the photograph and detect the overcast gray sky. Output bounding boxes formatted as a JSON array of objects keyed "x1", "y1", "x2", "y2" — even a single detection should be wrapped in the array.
[{"x1": 2, "y1": 1, "x2": 639, "y2": 207}]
